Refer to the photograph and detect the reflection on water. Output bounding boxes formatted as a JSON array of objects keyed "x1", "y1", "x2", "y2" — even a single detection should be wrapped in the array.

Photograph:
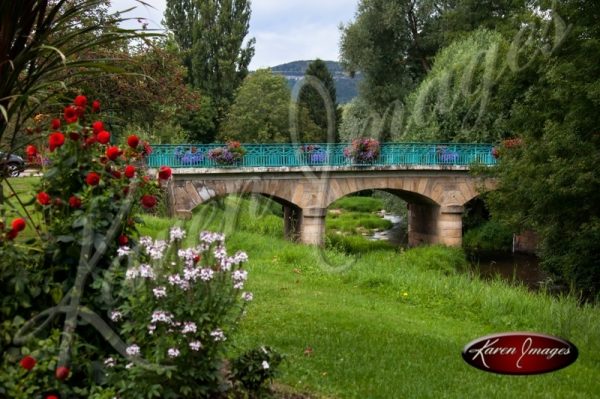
[
  {"x1": 471, "y1": 253, "x2": 547, "y2": 290},
  {"x1": 368, "y1": 213, "x2": 548, "y2": 291}
]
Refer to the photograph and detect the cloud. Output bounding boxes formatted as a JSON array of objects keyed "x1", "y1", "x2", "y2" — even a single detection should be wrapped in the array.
[
  {"x1": 251, "y1": 24, "x2": 344, "y2": 68},
  {"x1": 108, "y1": 0, "x2": 359, "y2": 68}
]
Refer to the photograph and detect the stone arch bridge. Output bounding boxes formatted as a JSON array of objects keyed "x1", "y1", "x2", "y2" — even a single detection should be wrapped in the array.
[{"x1": 150, "y1": 143, "x2": 497, "y2": 247}]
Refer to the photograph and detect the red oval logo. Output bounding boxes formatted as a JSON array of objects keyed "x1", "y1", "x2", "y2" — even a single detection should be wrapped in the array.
[{"x1": 462, "y1": 332, "x2": 578, "y2": 375}]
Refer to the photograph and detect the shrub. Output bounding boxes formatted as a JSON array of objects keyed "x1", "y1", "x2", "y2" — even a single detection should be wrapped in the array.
[
  {"x1": 0, "y1": 95, "x2": 171, "y2": 394},
  {"x1": 463, "y1": 220, "x2": 513, "y2": 258},
  {"x1": 106, "y1": 228, "x2": 257, "y2": 397},
  {"x1": 231, "y1": 346, "x2": 283, "y2": 395}
]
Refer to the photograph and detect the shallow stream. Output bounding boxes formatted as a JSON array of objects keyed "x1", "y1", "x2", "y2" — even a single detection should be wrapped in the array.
[{"x1": 368, "y1": 213, "x2": 547, "y2": 290}]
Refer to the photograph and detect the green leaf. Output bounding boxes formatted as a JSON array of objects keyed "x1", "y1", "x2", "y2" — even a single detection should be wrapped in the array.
[
  {"x1": 56, "y1": 235, "x2": 75, "y2": 243},
  {"x1": 50, "y1": 286, "x2": 63, "y2": 304}
]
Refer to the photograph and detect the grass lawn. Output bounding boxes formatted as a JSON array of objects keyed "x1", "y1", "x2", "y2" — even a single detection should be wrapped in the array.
[{"x1": 141, "y1": 196, "x2": 600, "y2": 399}]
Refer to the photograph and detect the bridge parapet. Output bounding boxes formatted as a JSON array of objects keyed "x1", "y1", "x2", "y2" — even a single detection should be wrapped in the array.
[{"x1": 148, "y1": 142, "x2": 496, "y2": 169}]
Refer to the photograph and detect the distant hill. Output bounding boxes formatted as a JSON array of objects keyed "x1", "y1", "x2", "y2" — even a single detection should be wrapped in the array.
[{"x1": 270, "y1": 60, "x2": 362, "y2": 104}]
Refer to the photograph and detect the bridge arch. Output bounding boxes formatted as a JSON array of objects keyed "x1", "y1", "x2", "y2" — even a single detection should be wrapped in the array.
[{"x1": 168, "y1": 167, "x2": 495, "y2": 247}]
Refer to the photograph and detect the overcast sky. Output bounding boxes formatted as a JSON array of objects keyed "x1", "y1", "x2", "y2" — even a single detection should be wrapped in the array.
[{"x1": 109, "y1": 0, "x2": 359, "y2": 69}]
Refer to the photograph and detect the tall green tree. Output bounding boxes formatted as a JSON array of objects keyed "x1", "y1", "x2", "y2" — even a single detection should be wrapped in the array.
[
  {"x1": 164, "y1": 0, "x2": 255, "y2": 138},
  {"x1": 297, "y1": 59, "x2": 341, "y2": 142},
  {"x1": 340, "y1": 0, "x2": 529, "y2": 113},
  {"x1": 402, "y1": 30, "x2": 513, "y2": 143},
  {"x1": 221, "y1": 69, "x2": 320, "y2": 143},
  {"x1": 486, "y1": 0, "x2": 600, "y2": 299}
]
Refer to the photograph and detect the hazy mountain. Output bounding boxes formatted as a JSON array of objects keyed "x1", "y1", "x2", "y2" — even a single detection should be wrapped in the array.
[{"x1": 270, "y1": 60, "x2": 362, "y2": 104}]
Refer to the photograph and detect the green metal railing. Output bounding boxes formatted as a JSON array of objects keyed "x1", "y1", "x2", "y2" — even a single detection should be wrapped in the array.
[{"x1": 147, "y1": 143, "x2": 497, "y2": 169}]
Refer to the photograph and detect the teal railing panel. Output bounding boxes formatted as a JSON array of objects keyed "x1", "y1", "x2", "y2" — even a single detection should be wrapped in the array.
[{"x1": 147, "y1": 142, "x2": 497, "y2": 169}]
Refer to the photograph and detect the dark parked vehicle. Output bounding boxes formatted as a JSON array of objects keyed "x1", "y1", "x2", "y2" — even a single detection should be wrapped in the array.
[{"x1": 0, "y1": 152, "x2": 26, "y2": 177}]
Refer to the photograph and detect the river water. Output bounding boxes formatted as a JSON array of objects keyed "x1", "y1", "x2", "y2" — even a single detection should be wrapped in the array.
[{"x1": 368, "y1": 213, "x2": 547, "y2": 290}]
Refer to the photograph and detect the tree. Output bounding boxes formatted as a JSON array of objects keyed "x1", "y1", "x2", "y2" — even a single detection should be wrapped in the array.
[
  {"x1": 340, "y1": 0, "x2": 529, "y2": 112},
  {"x1": 339, "y1": 97, "x2": 387, "y2": 141},
  {"x1": 220, "y1": 69, "x2": 320, "y2": 143},
  {"x1": 297, "y1": 59, "x2": 341, "y2": 142},
  {"x1": 486, "y1": 1, "x2": 600, "y2": 299},
  {"x1": 402, "y1": 30, "x2": 513, "y2": 143},
  {"x1": 340, "y1": 0, "x2": 441, "y2": 111},
  {"x1": 80, "y1": 39, "x2": 202, "y2": 139},
  {"x1": 164, "y1": 0, "x2": 255, "y2": 132}
]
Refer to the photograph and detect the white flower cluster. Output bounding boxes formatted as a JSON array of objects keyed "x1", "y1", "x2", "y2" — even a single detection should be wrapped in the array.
[
  {"x1": 210, "y1": 328, "x2": 226, "y2": 342},
  {"x1": 167, "y1": 273, "x2": 190, "y2": 291},
  {"x1": 153, "y1": 286, "x2": 167, "y2": 299},
  {"x1": 167, "y1": 348, "x2": 180, "y2": 358},
  {"x1": 169, "y1": 226, "x2": 186, "y2": 242},
  {"x1": 178, "y1": 248, "x2": 199, "y2": 266},
  {"x1": 182, "y1": 321, "x2": 197, "y2": 334},
  {"x1": 232, "y1": 270, "x2": 248, "y2": 289},
  {"x1": 104, "y1": 357, "x2": 116, "y2": 368},
  {"x1": 200, "y1": 268, "x2": 214, "y2": 281},
  {"x1": 262, "y1": 360, "x2": 270, "y2": 370},
  {"x1": 110, "y1": 310, "x2": 123, "y2": 322},
  {"x1": 126, "y1": 344, "x2": 140, "y2": 356},
  {"x1": 125, "y1": 264, "x2": 156, "y2": 280},
  {"x1": 189, "y1": 340, "x2": 202, "y2": 351},
  {"x1": 139, "y1": 236, "x2": 168, "y2": 260},
  {"x1": 200, "y1": 231, "x2": 225, "y2": 245},
  {"x1": 117, "y1": 246, "x2": 131, "y2": 258},
  {"x1": 242, "y1": 292, "x2": 253, "y2": 302},
  {"x1": 151, "y1": 310, "x2": 174, "y2": 325}
]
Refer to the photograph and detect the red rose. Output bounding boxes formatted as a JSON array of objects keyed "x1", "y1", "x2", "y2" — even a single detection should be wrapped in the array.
[
  {"x1": 37, "y1": 192, "x2": 51, "y2": 206},
  {"x1": 74, "y1": 95, "x2": 87, "y2": 107},
  {"x1": 84, "y1": 136, "x2": 97, "y2": 147},
  {"x1": 55, "y1": 366, "x2": 70, "y2": 380},
  {"x1": 69, "y1": 196, "x2": 82, "y2": 208},
  {"x1": 51, "y1": 118, "x2": 61, "y2": 130},
  {"x1": 63, "y1": 106, "x2": 78, "y2": 124},
  {"x1": 92, "y1": 100, "x2": 101, "y2": 113},
  {"x1": 97, "y1": 130, "x2": 110, "y2": 144},
  {"x1": 127, "y1": 135, "x2": 140, "y2": 149},
  {"x1": 26, "y1": 145, "x2": 38, "y2": 158},
  {"x1": 106, "y1": 146, "x2": 122, "y2": 161},
  {"x1": 69, "y1": 132, "x2": 80, "y2": 141},
  {"x1": 158, "y1": 166, "x2": 172, "y2": 180},
  {"x1": 124, "y1": 165, "x2": 135, "y2": 178},
  {"x1": 48, "y1": 132, "x2": 65, "y2": 152},
  {"x1": 6, "y1": 229, "x2": 18, "y2": 240},
  {"x1": 19, "y1": 355, "x2": 36, "y2": 371},
  {"x1": 46, "y1": 395, "x2": 60, "y2": 399},
  {"x1": 86, "y1": 172, "x2": 100, "y2": 186},
  {"x1": 118, "y1": 234, "x2": 129, "y2": 246},
  {"x1": 53, "y1": 198, "x2": 63, "y2": 206},
  {"x1": 141, "y1": 194, "x2": 157, "y2": 209},
  {"x1": 92, "y1": 121, "x2": 104, "y2": 134},
  {"x1": 111, "y1": 169, "x2": 122, "y2": 179},
  {"x1": 11, "y1": 218, "x2": 26, "y2": 232}
]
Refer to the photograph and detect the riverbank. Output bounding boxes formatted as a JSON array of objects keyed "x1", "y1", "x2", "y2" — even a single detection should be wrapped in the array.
[{"x1": 141, "y1": 196, "x2": 600, "y2": 398}]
